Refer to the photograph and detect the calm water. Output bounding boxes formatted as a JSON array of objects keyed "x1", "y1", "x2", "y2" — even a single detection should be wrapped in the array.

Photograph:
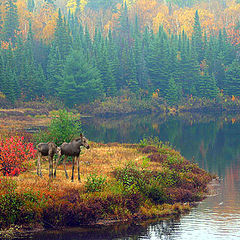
[{"x1": 24, "y1": 114, "x2": 240, "y2": 239}]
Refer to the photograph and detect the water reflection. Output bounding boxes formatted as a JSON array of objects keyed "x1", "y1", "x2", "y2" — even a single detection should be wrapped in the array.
[{"x1": 19, "y1": 219, "x2": 179, "y2": 240}]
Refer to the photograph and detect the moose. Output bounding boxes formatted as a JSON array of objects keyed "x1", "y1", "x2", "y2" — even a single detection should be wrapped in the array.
[
  {"x1": 36, "y1": 142, "x2": 59, "y2": 178},
  {"x1": 54, "y1": 134, "x2": 90, "y2": 182}
]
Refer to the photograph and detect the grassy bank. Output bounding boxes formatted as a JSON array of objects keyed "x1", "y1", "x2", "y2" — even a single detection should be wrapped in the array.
[
  {"x1": 0, "y1": 138, "x2": 213, "y2": 236},
  {"x1": 78, "y1": 94, "x2": 240, "y2": 116}
]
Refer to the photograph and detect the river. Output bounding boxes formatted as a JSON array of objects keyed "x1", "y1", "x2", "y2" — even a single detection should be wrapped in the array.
[{"x1": 22, "y1": 113, "x2": 240, "y2": 239}]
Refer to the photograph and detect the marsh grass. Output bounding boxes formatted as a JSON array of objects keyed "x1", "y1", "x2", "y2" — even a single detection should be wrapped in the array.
[{"x1": 0, "y1": 133, "x2": 212, "y2": 229}]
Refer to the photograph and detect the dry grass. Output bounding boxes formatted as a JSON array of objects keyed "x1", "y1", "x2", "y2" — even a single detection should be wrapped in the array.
[
  {"x1": 0, "y1": 116, "x2": 49, "y2": 130},
  {"x1": 14, "y1": 144, "x2": 152, "y2": 193}
]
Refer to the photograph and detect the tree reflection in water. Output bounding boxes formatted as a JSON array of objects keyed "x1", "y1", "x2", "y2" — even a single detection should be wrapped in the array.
[{"x1": 21, "y1": 218, "x2": 180, "y2": 240}]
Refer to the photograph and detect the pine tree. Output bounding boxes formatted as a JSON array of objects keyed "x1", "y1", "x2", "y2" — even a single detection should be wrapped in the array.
[
  {"x1": 4, "y1": 0, "x2": 19, "y2": 46},
  {"x1": 54, "y1": 9, "x2": 72, "y2": 60},
  {"x1": 1, "y1": 48, "x2": 20, "y2": 102},
  {"x1": 96, "y1": 42, "x2": 117, "y2": 96},
  {"x1": 0, "y1": 2, "x2": 3, "y2": 39},
  {"x1": 206, "y1": 74, "x2": 219, "y2": 99},
  {"x1": 197, "y1": 71, "x2": 218, "y2": 99},
  {"x1": 192, "y1": 10, "x2": 203, "y2": 62},
  {"x1": 225, "y1": 60, "x2": 240, "y2": 96},
  {"x1": 166, "y1": 77, "x2": 179, "y2": 105},
  {"x1": 58, "y1": 50, "x2": 103, "y2": 106},
  {"x1": 117, "y1": 2, "x2": 130, "y2": 42},
  {"x1": 146, "y1": 29, "x2": 170, "y2": 95},
  {"x1": 178, "y1": 33, "x2": 200, "y2": 96},
  {"x1": 46, "y1": 45, "x2": 63, "y2": 96},
  {"x1": 214, "y1": 52, "x2": 226, "y2": 89}
]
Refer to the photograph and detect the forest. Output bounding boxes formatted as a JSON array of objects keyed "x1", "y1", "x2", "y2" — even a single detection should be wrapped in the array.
[{"x1": 0, "y1": 0, "x2": 240, "y2": 107}]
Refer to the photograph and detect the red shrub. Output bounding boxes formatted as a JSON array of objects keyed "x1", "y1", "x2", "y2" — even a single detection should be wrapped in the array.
[
  {"x1": 167, "y1": 188, "x2": 194, "y2": 202},
  {"x1": 0, "y1": 136, "x2": 37, "y2": 176}
]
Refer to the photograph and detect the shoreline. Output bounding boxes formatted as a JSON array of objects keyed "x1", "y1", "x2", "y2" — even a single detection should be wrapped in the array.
[
  {"x1": 0, "y1": 178, "x2": 218, "y2": 240},
  {"x1": 0, "y1": 141, "x2": 214, "y2": 238}
]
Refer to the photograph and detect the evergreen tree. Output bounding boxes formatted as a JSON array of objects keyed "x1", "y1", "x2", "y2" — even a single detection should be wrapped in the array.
[
  {"x1": 225, "y1": 60, "x2": 240, "y2": 96},
  {"x1": 58, "y1": 50, "x2": 103, "y2": 106},
  {"x1": 178, "y1": 33, "x2": 200, "y2": 96},
  {"x1": 146, "y1": 29, "x2": 170, "y2": 95},
  {"x1": 96, "y1": 42, "x2": 117, "y2": 96},
  {"x1": 117, "y1": 2, "x2": 130, "y2": 42},
  {"x1": 1, "y1": 48, "x2": 20, "y2": 102},
  {"x1": 0, "y1": 2, "x2": 3, "y2": 39},
  {"x1": 197, "y1": 71, "x2": 218, "y2": 98},
  {"x1": 54, "y1": 9, "x2": 72, "y2": 60},
  {"x1": 4, "y1": 0, "x2": 19, "y2": 46},
  {"x1": 192, "y1": 10, "x2": 203, "y2": 62},
  {"x1": 206, "y1": 74, "x2": 219, "y2": 99},
  {"x1": 166, "y1": 77, "x2": 179, "y2": 105},
  {"x1": 214, "y1": 52, "x2": 226, "y2": 89},
  {"x1": 46, "y1": 44, "x2": 63, "y2": 96}
]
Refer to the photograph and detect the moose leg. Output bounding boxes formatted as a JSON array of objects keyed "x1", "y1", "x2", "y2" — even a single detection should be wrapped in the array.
[
  {"x1": 71, "y1": 156, "x2": 75, "y2": 182},
  {"x1": 48, "y1": 156, "x2": 53, "y2": 178},
  {"x1": 63, "y1": 156, "x2": 69, "y2": 179},
  {"x1": 77, "y1": 156, "x2": 81, "y2": 182},
  {"x1": 54, "y1": 155, "x2": 60, "y2": 178},
  {"x1": 37, "y1": 153, "x2": 42, "y2": 177},
  {"x1": 36, "y1": 152, "x2": 39, "y2": 176}
]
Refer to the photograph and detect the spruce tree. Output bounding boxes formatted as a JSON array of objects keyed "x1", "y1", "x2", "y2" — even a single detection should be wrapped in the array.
[
  {"x1": 46, "y1": 45, "x2": 63, "y2": 96},
  {"x1": 58, "y1": 50, "x2": 103, "y2": 106},
  {"x1": 54, "y1": 9, "x2": 72, "y2": 60},
  {"x1": 4, "y1": 0, "x2": 19, "y2": 46},
  {"x1": 166, "y1": 77, "x2": 179, "y2": 105},
  {"x1": 192, "y1": 10, "x2": 203, "y2": 62},
  {"x1": 1, "y1": 48, "x2": 20, "y2": 102},
  {"x1": 225, "y1": 60, "x2": 240, "y2": 96},
  {"x1": 146, "y1": 29, "x2": 169, "y2": 95},
  {"x1": 178, "y1": 33, "x2": 200, "y2": 96},
  {"x1": 96, "y1": 42, "x2": 117, "y2": 96},
  {"x1": 197, "y1": 71, "x2": 218, "y2": 99},
  {"x1": 0, "y1": 2, "x2": 3, "y2": 40},
  {"x1": 206, "y1": 74, "x2": 219, "y2": 99}
]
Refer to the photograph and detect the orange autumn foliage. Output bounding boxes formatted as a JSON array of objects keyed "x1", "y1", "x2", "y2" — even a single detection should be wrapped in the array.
[
  {"x1": 31, "y1": 2, "x2": 57, "y2": 43},
  {"x1": 0, "y1": 0, "x2": 239, "y2": 46}
]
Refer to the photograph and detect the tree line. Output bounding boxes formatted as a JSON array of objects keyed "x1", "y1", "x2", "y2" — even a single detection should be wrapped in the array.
[{"x1": 0, "y1": 0, "x2": 239, "y2": 106}]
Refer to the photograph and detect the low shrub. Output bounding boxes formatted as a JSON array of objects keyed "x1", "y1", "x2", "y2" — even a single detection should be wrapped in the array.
[
  {"x1": 0, "y1": 136, "x2": 36, "y2": 176},
  {"x1": 0, "y1": 178, "x2": 46, "y2": 226},
  {"x1": 166, "y1": 187, "x2": 194, "y2": 203},
  {"x1": 85, "y1": 174, "x2": 107, "y2": 193},
  {"x1": 147, "y1": 153, "x2": 167, "y2": 163},
  {"x1": 34, "y1": 109, "x2": 82, "y2": 146},
  {"x1": 113, "y1": 163, "x2": 145, "y2": 193},
  {"x1": 145, "y1": 181, "x2": 169, "y2": 204}
]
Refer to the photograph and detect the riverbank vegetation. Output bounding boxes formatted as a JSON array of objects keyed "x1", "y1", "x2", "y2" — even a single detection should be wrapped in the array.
[
  {"x1": 0, "y1": 132, "x2": 213, "y2": 235},
  {"x1": 78, "y1": 90, "x2": 240, "y2": 116},
  {"x1": 0, "y1": 109, "x2": 214, "y2": 232},
  {"x1": 0, "y1": 0, "x2": 240, "y2": 111}
]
